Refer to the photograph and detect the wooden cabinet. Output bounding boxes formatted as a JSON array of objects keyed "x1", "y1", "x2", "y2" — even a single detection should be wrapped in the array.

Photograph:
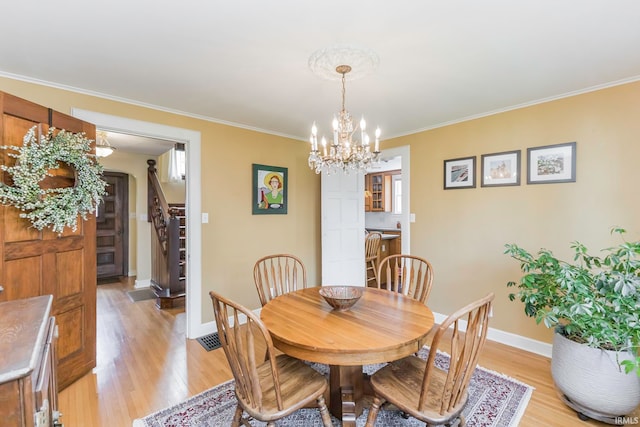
[
  {"x1": 370, "y1": 173, "x2": 385, "y2": 211},
  {"x1": 0, "y1": 295, "x2": 60, "y2": 427},
  {"x1": 367, "y1": 230, "x2": 402, "y2": 286},
  {"x1": 379, "y1": 237, "x2": 390, "y2": 264},
  {"x1": 364, "y1": 175, "x2": 372, "y2": 212},
  {"x1": 364, "y1": 170, "x2": 398, "y2": 212},
  {"x1": 386, "y1": 231, "x2": 402, "y2": 256}
]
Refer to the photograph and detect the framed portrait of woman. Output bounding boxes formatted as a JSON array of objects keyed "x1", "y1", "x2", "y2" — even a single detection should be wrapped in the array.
[{"x1": 252, "y1": 164, "x2": 288, "y2": 215}]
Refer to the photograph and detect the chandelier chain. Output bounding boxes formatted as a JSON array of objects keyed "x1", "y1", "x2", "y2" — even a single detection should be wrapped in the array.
[{"x1": 341, "y1": 71, "x2": 346, "y2": 112}]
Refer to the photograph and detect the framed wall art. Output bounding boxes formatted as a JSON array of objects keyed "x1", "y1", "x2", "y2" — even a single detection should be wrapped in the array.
[
  {"x1": 481, "y1": 150, "x2": 521, "y2": 187},
  {"x1": 527, "y1": 142, "x2": 576, "y2": 184},
  {"x1": 252, "y1": 163, "x2": 288, "y2": 214},
  {"x1": 444, "y1": 156, "x2": 476, "y2": 189}
]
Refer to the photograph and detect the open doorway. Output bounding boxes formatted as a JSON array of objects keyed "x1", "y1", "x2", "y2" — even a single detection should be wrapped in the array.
[
  {"x1": 71, "y1": 108, "x2": 204, "y2": 339},
  {"x1": 96, "y1": 171, "x2": 129, "y2": 281},
  {"x1": 365, "y1": 145, "x2": 411, "y2": 254},
  {"x1": 320, "y1": 145, "x2": 410, "y2": 286}
]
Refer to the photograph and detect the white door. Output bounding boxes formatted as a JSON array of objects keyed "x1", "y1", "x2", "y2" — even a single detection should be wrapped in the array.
[{"x1": 321, "y1": 172, "x2": 365, "y2": 286}]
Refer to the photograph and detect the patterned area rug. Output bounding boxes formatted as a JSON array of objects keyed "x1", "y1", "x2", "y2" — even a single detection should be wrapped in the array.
[{"x1": 133, "y1": 347, "x2": 533, "y2": 426}]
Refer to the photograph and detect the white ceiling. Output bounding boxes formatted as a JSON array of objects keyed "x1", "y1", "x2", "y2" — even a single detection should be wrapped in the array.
[
  {"x1": 100, "y1": 132, "x2": 176, "y2": 156},
  {"x1": 2, "y1": 1, "x2": 640, "y2": 153}
]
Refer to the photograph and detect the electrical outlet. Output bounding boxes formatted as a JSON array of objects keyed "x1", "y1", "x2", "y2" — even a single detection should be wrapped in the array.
[{"x1": 202, "y1": 213, "x2": 209, "y2": 223}]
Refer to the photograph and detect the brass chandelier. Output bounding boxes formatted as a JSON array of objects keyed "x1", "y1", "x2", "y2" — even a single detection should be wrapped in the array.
[{"x1": 308, "y1": 64, "x2": 381, "y2": 174}]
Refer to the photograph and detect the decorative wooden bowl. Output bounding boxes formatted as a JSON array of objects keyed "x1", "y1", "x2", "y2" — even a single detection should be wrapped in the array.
[{"x1": 319, "y1": 286, "x2": 363, "y2": 311}]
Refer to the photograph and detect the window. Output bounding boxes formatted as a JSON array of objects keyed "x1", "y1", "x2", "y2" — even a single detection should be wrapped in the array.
[
  {"x1": 168, "y1": 143, "x2": 186, "y2": 182},
  {"x1": 392, "y1": 174, "x2": 402, "y2": 214}
]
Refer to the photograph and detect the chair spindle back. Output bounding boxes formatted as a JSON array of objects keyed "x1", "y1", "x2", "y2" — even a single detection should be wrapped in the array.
[
  {"x1": 210, "y1": 291, "x2": 284, "y2": 412},
  {"x1": 253, "y1": 254, "x2": 307, "y2": 306},
  {"x1": 420, "y1": 292, "x2": 494, "y2": 414},
  {"x1": 377, "y1": 254, "x2": 434, "y2": 304}
]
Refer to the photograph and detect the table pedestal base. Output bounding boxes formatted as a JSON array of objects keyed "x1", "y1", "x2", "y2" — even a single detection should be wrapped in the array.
[{"x1": 329, "y1": 365, "x2": 364, "y2": 427}]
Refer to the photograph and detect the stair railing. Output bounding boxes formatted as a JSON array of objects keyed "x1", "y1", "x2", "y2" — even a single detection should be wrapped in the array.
[{"x1": 147, "y1": 159, "x2": 186, "y2": 308}]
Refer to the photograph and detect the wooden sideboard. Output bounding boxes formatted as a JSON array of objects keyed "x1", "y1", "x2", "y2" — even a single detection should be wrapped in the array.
[{"x1": 0, "y1": 295, "x2": 61, "y2": 427}]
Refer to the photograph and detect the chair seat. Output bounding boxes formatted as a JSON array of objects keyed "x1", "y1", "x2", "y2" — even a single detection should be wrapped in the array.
[
  {"x1": 370, "y1": 355, "x2": 468, "y2": 425},
  {"x1": 239, "y1": 354, "x2": 328, "y2": 422}
]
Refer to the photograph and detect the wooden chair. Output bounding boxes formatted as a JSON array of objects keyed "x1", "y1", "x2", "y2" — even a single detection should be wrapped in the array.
[
  {"x1": 376, "y1": 254, "x2": 434, "y2": 304},
  {"x1": 365, "y1": 232, "x2": 382, "y2": 286},
  {"x1": 253, "y1": 254, "x2": 307, "y2": 306},
  {"x1": 365, "y1": 293, "x2": 495, "y2": 427},
  {"x1": 209, "y1": 291, "x2": 333, "y2": 427}
]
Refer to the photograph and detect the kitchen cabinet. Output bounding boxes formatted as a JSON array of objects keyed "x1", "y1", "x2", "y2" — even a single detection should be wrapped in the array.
[
  {"x1": 379, "y1": 238, "x2": 390, "y2": 264},
  {"x1": 370, "y1": 173, "x2": 385, "y2": 211},
  {"x1": 364, "y1": 175, "x2": 372, "y2": 212},
  {"x1": 365, "y1": 172, "x2": 394, "y2": 212},
  {"x1": 367, "y1": 230, "x2": 402, "y2": 286},
  {"x1": 0, "y1": 295, "x2": 60, "y2": 427},
  {"x1": 365, "y1": 170, "x2": 401, "y2": 212},
  {"x1": 386, "y1": 230, "x2": 402, "y2": 255}
]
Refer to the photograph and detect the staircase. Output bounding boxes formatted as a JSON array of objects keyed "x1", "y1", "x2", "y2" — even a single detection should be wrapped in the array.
[
  {"x1": 147, "y1": 159, "x2": 186, "y2": 309},
  {"x1": 170, "y1": 202, "x2": 187, "y2": 288}
]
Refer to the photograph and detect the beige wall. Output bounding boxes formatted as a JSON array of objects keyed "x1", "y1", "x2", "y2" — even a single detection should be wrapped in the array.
[
  {"x1": 384, "y1": 81, "x2": 640, "y2": 344},
  {"x1": 2, "y1": 75, "x2": 639, "y2": 346}
]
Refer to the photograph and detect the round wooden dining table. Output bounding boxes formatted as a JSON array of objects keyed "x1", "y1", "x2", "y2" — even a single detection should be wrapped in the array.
[{"x1": 260, "y1": 286, "x2": 434, "y2": 426}]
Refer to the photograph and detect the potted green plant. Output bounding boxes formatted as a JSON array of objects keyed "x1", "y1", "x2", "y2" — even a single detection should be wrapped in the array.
[{"x1": 504, "y1": 227, "x2": 640, "y2": 424}]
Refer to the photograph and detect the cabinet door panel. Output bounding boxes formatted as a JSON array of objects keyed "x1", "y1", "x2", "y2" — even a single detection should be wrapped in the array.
[{"x1": 1, "y1": 257, "x2": 42, "y2": 302}]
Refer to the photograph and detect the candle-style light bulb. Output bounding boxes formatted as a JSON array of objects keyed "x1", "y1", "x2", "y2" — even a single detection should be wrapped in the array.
[
  {"x1": 360, "y1": 117, "x2": 366, "y2": 147},
  {"x1": 310, "y1": 122, "x2": 318, "y2": 151},
  {"x1": 374, "y1": 127, "x2": 381, "y2": 152}
]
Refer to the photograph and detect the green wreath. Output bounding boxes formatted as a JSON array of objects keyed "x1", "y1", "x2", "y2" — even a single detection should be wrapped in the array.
[{"x1": 0, "y1": 126, "x2": 108, "y2": 234}]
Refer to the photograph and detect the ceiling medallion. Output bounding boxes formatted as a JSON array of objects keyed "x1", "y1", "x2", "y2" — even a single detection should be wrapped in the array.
[{"x1": 308, "y1": 45, "x2": 380, "y2": 81}]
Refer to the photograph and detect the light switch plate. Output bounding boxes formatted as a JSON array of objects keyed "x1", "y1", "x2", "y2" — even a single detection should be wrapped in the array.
[{"x1": 202, "y1": 213, "x2": 209, "y2": 223}]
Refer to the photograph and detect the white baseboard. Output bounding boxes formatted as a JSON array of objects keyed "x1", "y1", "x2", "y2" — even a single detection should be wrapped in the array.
[
  {"x1": 188, "y1": 320, "x2": 217, "y2": 340},
  {"x1": 134, "y1": 278, "x2": 151, "y2": 289},
  {"x1": 128, "y1": 270, "x2": 137, "y2": 277},
  {"x1": 432, "y1": 311, "x2": 552, "y2": 358}
]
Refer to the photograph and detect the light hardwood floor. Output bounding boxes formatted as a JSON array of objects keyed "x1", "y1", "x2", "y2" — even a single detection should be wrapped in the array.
[{"x1": 58, "y1": 278, "x2": 638, "y2": 426}]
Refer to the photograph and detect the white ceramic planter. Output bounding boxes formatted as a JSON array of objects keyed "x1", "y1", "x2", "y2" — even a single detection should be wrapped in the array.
[{"x1": 551, "y1": 332, "x2": 640, "y2": 422}]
